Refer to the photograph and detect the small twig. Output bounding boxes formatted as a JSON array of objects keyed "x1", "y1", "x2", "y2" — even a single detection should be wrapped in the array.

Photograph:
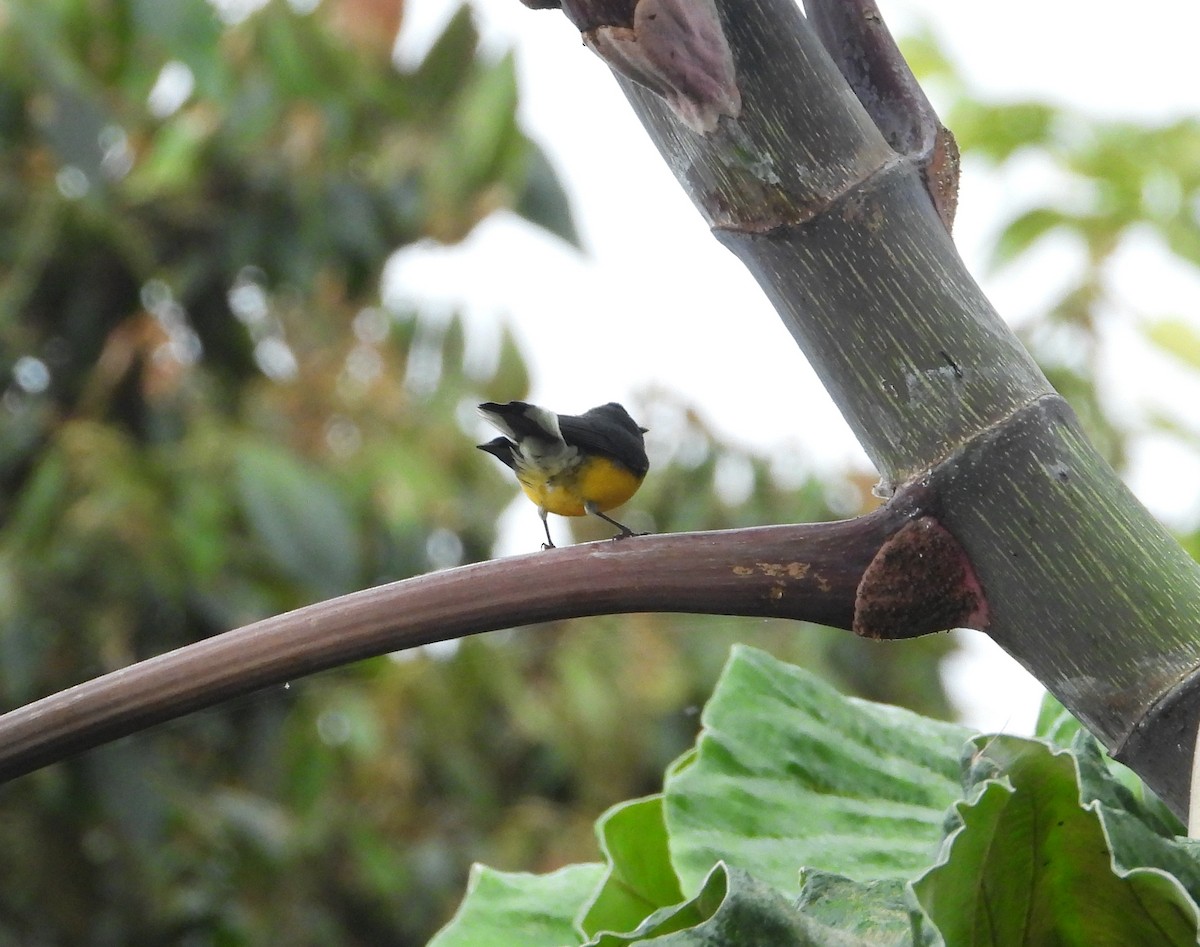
[
  {"x1": 805, "y1": 0, "x2": 960, "y2": 230},
  {"x1": 0, "y1": 488, "x2": 984, "y2": 782}
]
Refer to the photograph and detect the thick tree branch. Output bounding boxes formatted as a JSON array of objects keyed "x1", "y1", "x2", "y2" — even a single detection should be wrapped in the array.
[{"x1": 0, "y1": 489, "x2": 983, "y2": 782}]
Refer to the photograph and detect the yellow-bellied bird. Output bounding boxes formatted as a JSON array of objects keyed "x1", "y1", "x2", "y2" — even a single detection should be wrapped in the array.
[{"x1": 478, "y1": 401, "x2": 649, "y2": 548}]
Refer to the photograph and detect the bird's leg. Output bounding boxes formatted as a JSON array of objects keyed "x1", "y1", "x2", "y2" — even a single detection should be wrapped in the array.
[
  {"x1": 585, "y1": 502, "x2": 645, "y2": 540},
  {"x1": 539, "y1": 508, "x2": 556, "y2": 549}
]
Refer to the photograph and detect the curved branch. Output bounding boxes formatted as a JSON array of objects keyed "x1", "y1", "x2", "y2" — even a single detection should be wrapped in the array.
[{"x1": 0, "y1": 490, "x2": 984, "y2": 782}]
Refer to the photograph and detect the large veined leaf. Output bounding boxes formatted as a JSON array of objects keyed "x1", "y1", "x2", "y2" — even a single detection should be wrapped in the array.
[
  {"x1": 429, "y1": 648, "x2": 1200, "y2": 946},
  {"x1": 588, "y1": 865, "x2": 886, "y2": 947},
  {"x1": 431, "y1": 648, "x2": 966, "y2": 945},
  {"x1": 664, "y1": 645, "x2": 971, "y2": 894},
  {"x1": 913, "y1": 734, "x2": 1200, "y2": 946},
  {"x1": 428, "y1": 863, "x2": 606, "y2": 947},
  {"x1": 581, "y1": 795, "x2": 684, "y2": 937}
]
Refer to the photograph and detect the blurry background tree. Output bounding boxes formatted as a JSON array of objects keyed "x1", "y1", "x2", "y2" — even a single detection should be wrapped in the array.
[
  {"x1": 0, "y1": 0, "x2": 1197, "y2": 944},
  {"x1": 905, "y1": 31, "x2": 1200, "y2": 490}
]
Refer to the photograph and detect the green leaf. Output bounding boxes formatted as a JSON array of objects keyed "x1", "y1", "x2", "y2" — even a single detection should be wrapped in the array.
[
  {"x1": 409, "y1": 4, "x2": 479, "y2": 112},
  {"x1": 586, "y1": 867, "x2": 717, "y2": 947},
  {"x1": 0, "y1": 563, "x2": 48, "y2": 704},
  {"x1": 428, "y1": 862, "x2": 606, "y2": 947},
  {"x1": 1070, "y1": 733, "x2": 1190, "y2": 879},
  {"x1": 793, "y1": 871, "x2": 919, "y2": 945},
  {"x1": 456, "y1": 53, "x2": 520, "y2": 173},
  {"x1": 125, "y1": 115, "x2": 210, "y2": 200},
  {"x1": 257, "y1": 10, "x2": 331, "y2": 101},
  {"x1": 626, "y1": 866, "x2": 807, "y2": 946},
  {"x1": 481, "y1": 321, "x2": 531, "y2": 400},
  {"x1": 948, "y1": 101, "x2": 1057, "y2": 161},
  {"x1": 913, "y1": 735, "x2": 1200, "y2": 946},
  {"x1": 3, "y1": 447, "x2": 69, "y2": 550},
  {"x1": 429, "y1": 653, "x2": 1200, "y2": 946},
  {"x1": 515, "y1": 139, "x2": 580, "y2": 247},
  {"x1": 325, "y1": 176, "x2": 389, "y2": 264},
  {"x1": 441, "y1": 313, "x2": 467, "y2": 383},
  {"x1": 582, "y1": 796, "x2": 684, "y2": 937},
  {"x1": 1033, "y1": 691, "x2": 1082, "y2": 746},
  {"x1": 897, "y1": 29, "x2": 960, "y2": 88},
  {"x1": 591, "y1": 865, "x2": 914, "y2": 947},
  {"x1": 990, "y1": 207, "x2": 1074, "y2": 271},
  {"x1": 234, "y1": 441, "x2": 361, "y2": 598},
  {"x1": 1145, "y1": 317, "x2": 1200, "y2": 372},
  {"x1": 129, "y1": 0, "x2": 224, "y2": 93},
  {"x1": 664, "y1": 646, "x2": 972, "y2": 896},
  {"x1": 428, "y1": 52, "x2": 520, "y2": 218}
]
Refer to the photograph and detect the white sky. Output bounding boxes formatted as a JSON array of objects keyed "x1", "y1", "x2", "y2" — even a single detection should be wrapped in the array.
[{"x1": 389, "y1": 0, "x2": 1200, "y2": 733}]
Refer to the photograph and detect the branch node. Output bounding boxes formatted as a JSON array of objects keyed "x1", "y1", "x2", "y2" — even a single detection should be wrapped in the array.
[
  {"x1": 551, "y1": 0, "x2": 741, "y2": 134},
  {"x1": 806, "y1": 0, "x2": 959, "y2": 230},
  {"x1": 853, "y1": 515, "x2": 988, "y2": 639}
]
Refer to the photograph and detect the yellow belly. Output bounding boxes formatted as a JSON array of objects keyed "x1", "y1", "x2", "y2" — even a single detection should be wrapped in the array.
[{"x1": 517, "y1": 455, "x2": 644, "y2": 517}]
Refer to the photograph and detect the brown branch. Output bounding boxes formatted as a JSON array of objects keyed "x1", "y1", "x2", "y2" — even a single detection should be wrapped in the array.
[{"x1": 0, "y1": 488, "x2": 984, "y2": 782}]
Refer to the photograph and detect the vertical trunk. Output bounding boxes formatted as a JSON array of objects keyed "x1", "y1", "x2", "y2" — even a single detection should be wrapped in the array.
[{"x1": 552, "y1": 0, "x2": 1200, "y2": 814}]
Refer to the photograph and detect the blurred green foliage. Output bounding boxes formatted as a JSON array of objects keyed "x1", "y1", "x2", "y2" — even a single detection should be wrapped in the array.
[
  {"x1": 5, "y1": 2, "x2": 1193, "y2": 945},
  {"x1": 0, "y1": 0, "x2": 569, "y2": 940},
  {"x1": 906, "y1": 31, "x2": 1200, "y2": 475}
]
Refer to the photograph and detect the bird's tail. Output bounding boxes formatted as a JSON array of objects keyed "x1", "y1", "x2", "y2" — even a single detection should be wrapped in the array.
[
  {"x1": 476, "y1": 437, "x2": 518, "y2": 470},
  {"x1": 477, "y1": 401, "x2": 561, "y2": 443}
]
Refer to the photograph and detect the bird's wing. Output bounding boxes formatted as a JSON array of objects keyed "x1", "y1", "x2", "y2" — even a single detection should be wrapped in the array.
[{"x1": 558, "y1": 404, "x2": 649, "y2": 476}]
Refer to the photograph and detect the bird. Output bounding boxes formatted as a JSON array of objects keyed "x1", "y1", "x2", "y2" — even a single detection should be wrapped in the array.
[{"x1": 477, "y1": 400, "x2": 650, "y2": 548}]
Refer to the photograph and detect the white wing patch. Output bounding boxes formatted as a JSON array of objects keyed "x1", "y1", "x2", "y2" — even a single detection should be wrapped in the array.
[{"x1": 514, "y1": 440, "x2": 580, "y2": 479}]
